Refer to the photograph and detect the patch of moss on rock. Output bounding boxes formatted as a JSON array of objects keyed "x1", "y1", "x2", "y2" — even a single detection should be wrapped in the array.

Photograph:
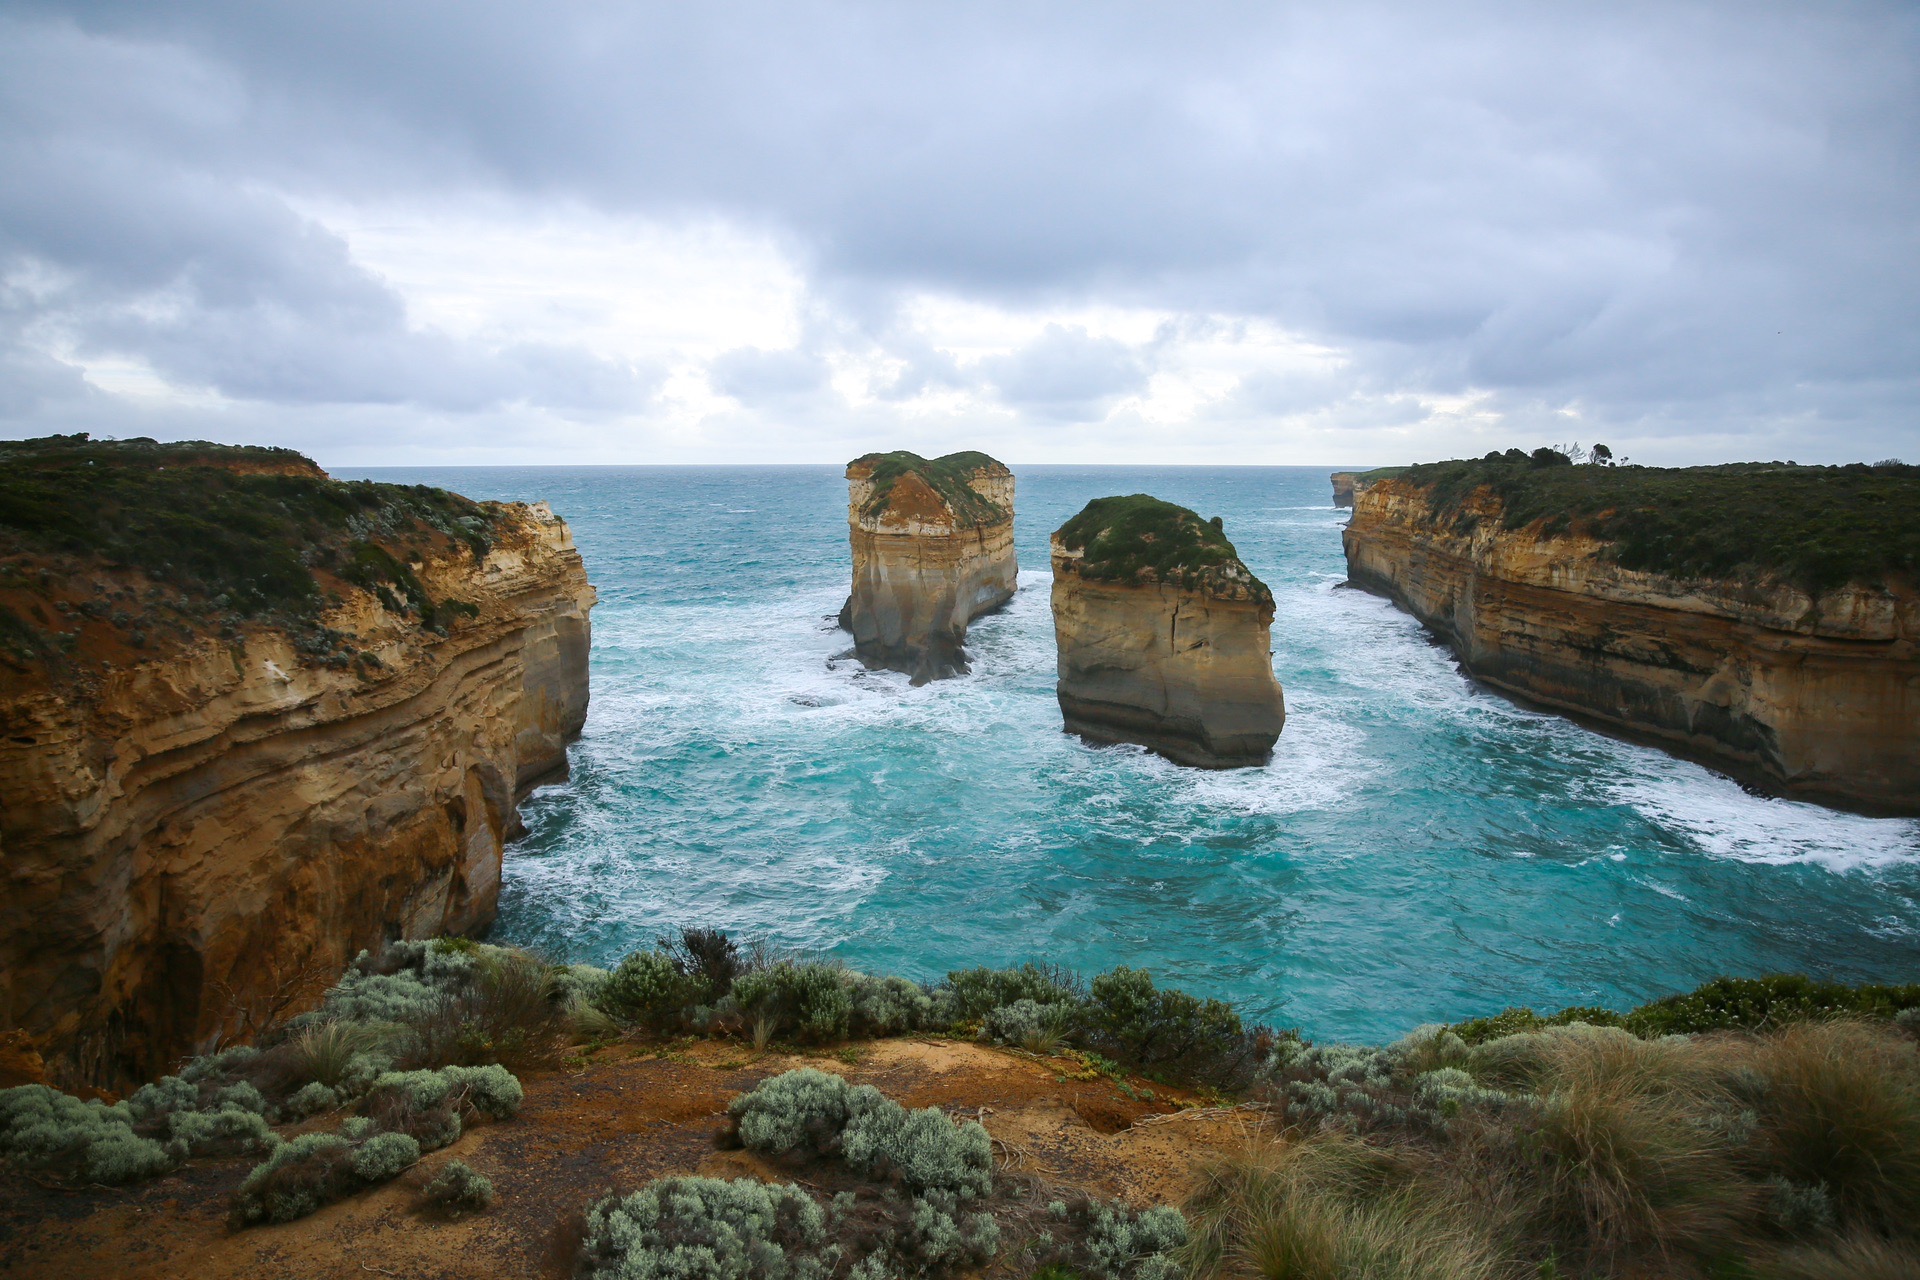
[
  {"x1": 852, "y1": 450, "x2": 1009, "y2": 527},
  {"x1": 1054, "y1": 495, "x2": 1269, "y2": 599},
  {"x1": 1370, "y1": 456, "x2": 1920, "y2": 595}
]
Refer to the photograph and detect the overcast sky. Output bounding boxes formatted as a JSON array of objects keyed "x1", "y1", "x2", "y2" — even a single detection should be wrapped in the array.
[{"x1": 2, "y1": 2, "x2": 1916, "y2": 467}]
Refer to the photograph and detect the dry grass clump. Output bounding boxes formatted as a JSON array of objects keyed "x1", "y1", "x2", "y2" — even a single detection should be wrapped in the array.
[
  {"x1": 1195, "y1": 1016, "x2": 1920, "y2": 1280},
  {"x1": 1746, "y1": 1019, "x2": 1920, "y2": 1231},
  {"x1": 1183, "y1": 1135, "x2": 1507, "y2": 1280},
  {"x1": 401, "y1": 947, "x2": 572, "y2": 1072}
]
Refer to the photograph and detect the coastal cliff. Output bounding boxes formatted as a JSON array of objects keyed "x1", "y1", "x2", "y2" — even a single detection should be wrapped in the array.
[
  {"x1": 1051, "y1": 496, "x2": 1284, "y2": 768},
  {"x1": 0, "y1": 436, "x2": 595, "y2": 1090},
  {"x1": 839, "y1": 450, "x2": 1016, "y2": 684},
  {"x1": 1343, "y1": 459, "x2": 1920, "y2": 813},
  {"x1": 1331, "y1": 472, "x2": 1359, "y2": 507}
]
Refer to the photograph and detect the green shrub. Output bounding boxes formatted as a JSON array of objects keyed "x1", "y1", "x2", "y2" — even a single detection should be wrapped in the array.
[
  {"x1": 234, "y1": 1133, "x2": 358, "y2": 1224},
  {"x1": 849, "y1": 973, "x2": 936, "y2": 1038},
  {"x1": 1624, "y1": 975, "x2": 1920, "y2": 1037},
  {"x1": 730, "y1": 1069, "x2": 992, "y2": 1197},
  {"x1": 349, "y1": 1130, "x2": 420, "y2": 1181},
  {"x1": 1084, "y1": 968, "x2": 1245, "y2": 1080},
  {"x1": 578, "y1": 1176, "x2": 833, "y2": 1280},
  {"x1": 422, "y1": 1159, "x2": 495, "y2": 1215},
  {"x1": 842, "y1": 1096, "x2": 992, "y2": 1197},
  {"x1": 0, "y1": 1085, "x2": 175, "y2": 1184},
  {"x1": 598, "y1": 950, "x2": 700, "y2": 1029},
  {"x1": 943, "y1": 965, "x2": 1080, "y2": 1024},
  {"x1": 732, "y1": 963, "x2": 853, "y2": 1043},
  {"x1": 1079, "y1": 1201, "x2": 1189, "y2": 1280},
  {"x1": 984, "y1": 999, "x2": 1077, "y2": 1055},
  {"x1": 729, "y1": 1068, "x2": 865, "y2": 1156},
  {"x1": 358, "y1": 1064, "x2": 522, "y2": 1153}
]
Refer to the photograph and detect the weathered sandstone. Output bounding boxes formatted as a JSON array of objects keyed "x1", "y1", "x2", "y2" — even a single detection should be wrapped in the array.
[
  {"x1": 1344, "y1": 474, "x2": 1920, "y2": 813},
  {"x1": 838, "y1": 450, "x2": 1017, "y2": 684},
  {"x1": 1331, "y1": 472, "x2": 1360, "y2": 507},
  {"x1": 0, "y1": 442, "x2": 594, "y2": 1090},
  {"x1": 1051, "y1": 496, "x2": 1285, "y2": 768}
]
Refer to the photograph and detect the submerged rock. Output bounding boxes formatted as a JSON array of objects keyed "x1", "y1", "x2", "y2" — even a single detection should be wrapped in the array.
[
  {"x1": 838, "y1": 450, "x2": 1017, "y2": 684},
  {"x1": 1050, "y1": 495, "x2": 1285, "y2": 768}
]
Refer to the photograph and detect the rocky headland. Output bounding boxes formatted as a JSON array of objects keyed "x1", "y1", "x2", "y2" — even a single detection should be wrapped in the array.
[
  {"x1": 1051, "y1": 495, "x2": 1284, "y2": 768},
  {"x1": 838, "y1": 450, "x2": 1016, "y2": 684},
  {"x1": 1330, "y1": 471, "x2": 1362, "y2": 507},
  {"x1": 0, "y1": 435, "x2": 595, "y2": 1090},
  {"x1": 1344, "y1": 455, "x2": 1920, "y2": 813}
]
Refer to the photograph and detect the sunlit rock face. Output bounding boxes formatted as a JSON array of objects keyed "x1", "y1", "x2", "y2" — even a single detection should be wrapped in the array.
[
  {"x1": 0, "y1": 444, "x2": 594, "y2": 1091},
  {"x1": 1050, "y1": 495, "x2": 1285, "y2": 769},
  {"x1": 1344, "y1": 475, "x2": 1920, "y2": 815},
  {"x1": 838, "y1": 451, "x2": 1017, "y2": 685}
]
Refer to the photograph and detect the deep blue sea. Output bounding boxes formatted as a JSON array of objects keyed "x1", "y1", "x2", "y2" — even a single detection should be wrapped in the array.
[{"x1": 341, "y1": 466, "x2": 1920, "y2": 1041}]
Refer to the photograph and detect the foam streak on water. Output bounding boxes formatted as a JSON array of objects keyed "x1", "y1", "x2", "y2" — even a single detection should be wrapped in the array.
[{"x1": 342, "y1": 466, "x2": 1920, "y2": 1041}]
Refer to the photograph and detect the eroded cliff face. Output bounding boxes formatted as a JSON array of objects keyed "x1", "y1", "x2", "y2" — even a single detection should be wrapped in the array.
[
  {"x1": 1331, "y1": 473, "x2": 1358, "y2": 508},
  {"x1": 1051, "y1": 538, "x2": 1284, "y2": 769},
  {"x1": 0, "y1": 502, "x2": 594, "y2": 1091},
  {"x1": 840, "y1": 452, "x2": 1017, "y2": 684},
  {"x1": 1344, "y1": 478, "x2": 1920, "y2": 813}
]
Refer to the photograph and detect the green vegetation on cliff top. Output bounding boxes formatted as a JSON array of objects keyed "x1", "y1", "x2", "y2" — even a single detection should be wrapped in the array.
[
  {"x1": 1055, "y1": 494, "x2": 1269, "y2": 596},
  {"x1": 851, "y1": 449, "x2": 1009, "y2": 526},
  {"x1": 1368, "y1": 454, "x2": 1920, "y2": 594},
  {"x1": 0, "y1": 433, "x2": 501, "y2": 624}
]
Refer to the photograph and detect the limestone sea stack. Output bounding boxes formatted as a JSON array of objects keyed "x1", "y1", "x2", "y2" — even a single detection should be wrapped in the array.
[
  {"x1": 1331, "y1": 472, "x2": 1359, "y2": 507},
  {"x1": 1051, "y1": 495, "x2": 1285, "y2": 767},
  {"x1": 839, "y1": 450, "x2": 1017, "y2": 684},
  {"x1": 0, "y1": 435, "x2": 595, "y2": 1090},
  {"x1": 1344, "y1": 456, "x2": 1920, "y2": 814}
]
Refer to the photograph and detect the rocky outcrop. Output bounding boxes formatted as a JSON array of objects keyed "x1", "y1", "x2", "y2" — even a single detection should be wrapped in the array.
[
  {"x1": 839, "y1": 451, "x2": 1017, "y2": 684},
  {"x1": 1051, "y1": 496, "x2": 1285, "y2": 768},
  {"x1": 1331, "y1": 472, "x2": 1359, "y2": 507},
  {"x1": 1344, "y1": 476, "x2": 1920, "y2": 814},
  {"x1": 0, "y1": 444, "x2": 594, "y2": 1090}
]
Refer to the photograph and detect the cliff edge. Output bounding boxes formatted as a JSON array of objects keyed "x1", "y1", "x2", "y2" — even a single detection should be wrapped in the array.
[
  {"x1": 838, "y1": 450, "x2": 1016, "y2": 684},
  {"x1": 1051, "y1": 495, "x2": 1284, "y2": 768},
  {"x1": 0, "y1": 435, "x2": 596, "y2": 1089},
  {"x1": 1343, "y1": 457, "x2": 1920, "y2": 813}
]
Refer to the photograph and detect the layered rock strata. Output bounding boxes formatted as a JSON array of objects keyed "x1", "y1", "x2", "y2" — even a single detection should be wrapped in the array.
[
  {"x1": 1051, "y1": 496, "x2": 1285, "y2": 768},
  {"x1": 1344, "y1": 475, "x2": 1920, "y2": 814},
  {"x1": 839, "y1": 451, "x2": 1017, "y2": 684},
  {"x1": 0, "y1": 441, "x2": 595, "y2": 1090}
]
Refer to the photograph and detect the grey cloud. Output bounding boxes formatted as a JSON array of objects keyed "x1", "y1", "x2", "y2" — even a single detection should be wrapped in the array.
[
  {"x1": 2, "y1": 2, "x2": 1917, "y2": 458},
  {"x1": 709, "y1": 346, "x2": 829, "y2": 405},
  {"x1": 979, "y1": 325, "x2": 1150, "y2": 420}
]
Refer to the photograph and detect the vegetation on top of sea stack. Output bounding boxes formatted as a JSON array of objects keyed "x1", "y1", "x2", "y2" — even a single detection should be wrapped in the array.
[
  {"x1": 850, "y1": 449, "x2": 1011, "y2": 527},
  {"x1": 0, "y1": 433, "x2": 503, "y2": 631},
  {"x1": 1372, "y1": 449, "x2": 1920, "y2": 594},
  {"x1": 1055, "y1": 494, "x2": 1270, "y2": 599}
]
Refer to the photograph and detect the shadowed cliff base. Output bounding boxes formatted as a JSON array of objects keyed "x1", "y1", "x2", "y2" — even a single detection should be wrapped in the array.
[
  {"x1": 1052, "y1": 496, "x2": 1283, "y2": 769},
  {"x1": 0, "y1": 436, "x2": 595, "y2": 1091},
  {"x1": 1342, "y1": 455, "x2": 1919, "y2": 815},
  {"x1": 839, "y1": 449, "x2": 1016, "y2": 684}
]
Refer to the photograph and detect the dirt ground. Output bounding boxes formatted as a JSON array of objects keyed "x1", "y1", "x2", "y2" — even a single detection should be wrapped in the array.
[{"x1": 0, "y1": 1038, "x2": 1262, "y2": 1280}]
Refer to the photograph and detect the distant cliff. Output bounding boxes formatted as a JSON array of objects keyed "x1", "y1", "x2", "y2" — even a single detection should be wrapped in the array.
[
  {"x1": 1051, "y1": 496, "x2": 1284, "y2": 768},
  {"x1": 0, "y1": 435, "x2": 595, "y2": 1089},
  {"x1": 1331, "y1": 472, "x2": 1359, "y2": 507},
  {"x1": 839, "y1": 450, "x2": 1017, "y2": 684},
  {"x1": 1343, "y1": 458, "x2": 1920, "y2": 813}
]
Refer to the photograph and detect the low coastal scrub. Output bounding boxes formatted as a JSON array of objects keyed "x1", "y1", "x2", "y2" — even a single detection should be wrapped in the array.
[
  {"x1": 421, "y1": 1159, "x2": 495, "y2": 1216},
  {"x1": 1054, "y1": 495, "x2": 1264, "y2": 595},
  {"x1": 581, "y1": 1070, "x2": 1185, "y2": 1280},
  {"x1": 1368, "y1": 453, "x2": 1920, "y2": 594},
  {"x1": 851, "y1": 450, "x2": 1009, "y2": 527},
  {"x1": 0, "y1": 434, "x2": 499, "y2": 669}
]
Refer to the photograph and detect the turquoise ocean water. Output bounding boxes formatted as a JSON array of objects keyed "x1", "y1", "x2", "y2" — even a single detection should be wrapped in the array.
[{"x1": 342, "y1": 466, "x2": 1920, "y2": 1041}]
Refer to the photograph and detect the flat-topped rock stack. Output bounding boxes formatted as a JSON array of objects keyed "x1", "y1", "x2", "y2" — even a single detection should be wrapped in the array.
[
  {"x1": 1331, "y1": 472, "x2": 1361, "y2": 507},
  {"x1": 1050, "y1": 495, "x2": 1285, "y2": 768},
  {"x1": 839, "y1": 450, "x2": 1017, "y2": 685}
]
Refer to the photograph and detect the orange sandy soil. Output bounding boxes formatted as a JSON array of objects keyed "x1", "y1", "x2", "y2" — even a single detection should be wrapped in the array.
[{"x1": 0, "y1": 1038, "x2": 1260, "y2": 1280}]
